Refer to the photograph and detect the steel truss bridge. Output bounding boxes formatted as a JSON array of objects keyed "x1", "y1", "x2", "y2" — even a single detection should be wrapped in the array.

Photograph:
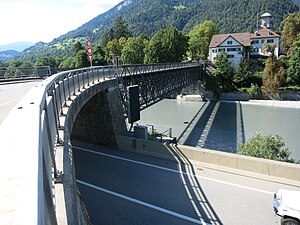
[
  {"x1": 117, "y1": 63, "x2": 204, "y2": 112},
  {"x1": 0, "y1": 62, "x2": 203, "y2": 225}
]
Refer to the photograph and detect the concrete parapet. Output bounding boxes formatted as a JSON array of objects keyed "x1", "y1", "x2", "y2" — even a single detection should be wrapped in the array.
[
  {"x1": 177, "y1": 145, "x2": 300, "y2": 181},
  {"x1": 116, "y1": 136, "x2": 300, "y2": 182}
]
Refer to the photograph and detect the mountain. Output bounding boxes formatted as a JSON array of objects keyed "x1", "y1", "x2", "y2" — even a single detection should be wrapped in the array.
[
  {"x1": 0, "y1": 50, "x2": 19, "y2": 62},
  {"x1": 0, "y1": 42, "x2": 34, "y2": 52},
  {"x1": 292, "y1": 0, "x2": 300, "y2": 7},
  {"x1": 17, "y1": 0, "x2": 299, "y2": 63}
]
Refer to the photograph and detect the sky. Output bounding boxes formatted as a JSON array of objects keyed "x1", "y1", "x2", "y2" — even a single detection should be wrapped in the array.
[{"x1": 0, "y1": 0, "x2": 123, "y2": 45}]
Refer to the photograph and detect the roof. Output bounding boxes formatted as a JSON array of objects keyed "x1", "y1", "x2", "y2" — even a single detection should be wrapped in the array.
[
  {"x1": 209, "y1": 33, "x2": 252, "y2": 48},
  {"x1": 209, "y1": 28, "x2": 280, "y2": 48},
  {"x1": 260, "y1": 12, "x2": 272, "y2": 18},
  {"x1": 250, "y1": 28, "x2": 280, "y2": 39}
]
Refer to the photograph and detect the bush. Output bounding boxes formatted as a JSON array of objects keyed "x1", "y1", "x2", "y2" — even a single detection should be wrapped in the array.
[
  {"x1": 238, "y1": 132, "x2": 294, "y2": 163},
  {"x1": 240, "y1": 83, "x2": 261, "y2": 99}
]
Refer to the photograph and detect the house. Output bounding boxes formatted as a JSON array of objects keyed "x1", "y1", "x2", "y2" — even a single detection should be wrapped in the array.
[{"x1": 208, "y1": 13, "x2": 280, "y2": 65}]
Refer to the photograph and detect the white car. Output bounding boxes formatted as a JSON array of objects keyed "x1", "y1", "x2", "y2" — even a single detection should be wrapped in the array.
[{"x1": 273, "y1": 189, "x2": 300, "y2": 225}]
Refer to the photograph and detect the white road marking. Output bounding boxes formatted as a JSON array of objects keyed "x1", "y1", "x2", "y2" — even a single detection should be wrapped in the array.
[
  {"x1": 77, "y1": 179, "x2": 210, "y2": 225},
  {"x1": 74, "y1": 146, "x2": 274, "y2": 195},
  {"x1": 0, "y1": 99, "x2": 19, "y2": 107}
]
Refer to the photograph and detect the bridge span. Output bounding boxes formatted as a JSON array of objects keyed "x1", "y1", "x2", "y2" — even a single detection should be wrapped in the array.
[
  {"x1": 0, "y1": 63, "x2": 203, "y2": 224},
  {"x1": 1, "y1": 62, "x2": 299, "y2": 225}
]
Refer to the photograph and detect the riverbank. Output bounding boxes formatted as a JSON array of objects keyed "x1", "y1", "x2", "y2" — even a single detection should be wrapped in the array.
[
  {"x1": 178, "y1": 94, "x2": 300, "y2": 109},
  {"x1": 243, "y1": 100, "x2": 300, "y2": 109}
]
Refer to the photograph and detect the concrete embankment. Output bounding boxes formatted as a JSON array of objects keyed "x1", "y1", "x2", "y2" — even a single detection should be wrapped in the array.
[{"x1": 116, "y1": 135, "x2": 300, "y2": 184}]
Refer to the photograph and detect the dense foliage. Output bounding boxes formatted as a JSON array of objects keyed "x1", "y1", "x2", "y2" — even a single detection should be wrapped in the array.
[
  {"x1": 262, "y1": 44, "x2": 286, "y2": 94},
  {"x1": 238, "y1": 132, "x2": 294, "y2": 163},
  {"x1": 144, "y1": 27, "x2": 188, "y2": 63},
  {"x1": 280, "y1": 12, "x2": 300, "y2": 55},
  {"x1": 188, "y1": 20, "x2": 218, "y2": 60},
  {"x1": 287, "y1": 34, "x2": 300, "y2": 85}
]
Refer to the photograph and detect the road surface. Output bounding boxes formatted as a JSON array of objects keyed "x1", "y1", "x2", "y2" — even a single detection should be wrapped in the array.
[
  {"x1": 73, "y1": 141, "x2": 300, "y2": 225},
  {"x1": 0, "y1": 81, "x2": 41, "y2": 124}
]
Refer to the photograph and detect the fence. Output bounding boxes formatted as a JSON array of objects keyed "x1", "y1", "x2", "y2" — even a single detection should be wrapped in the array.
[{"x1": 0, "y1": 66, "x2": 51, "y2": 79}]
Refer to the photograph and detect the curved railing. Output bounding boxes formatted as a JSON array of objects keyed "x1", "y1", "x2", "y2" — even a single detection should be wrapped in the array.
[{"x1": 0, "y1": 62, "x2": 201, "y2": 224}]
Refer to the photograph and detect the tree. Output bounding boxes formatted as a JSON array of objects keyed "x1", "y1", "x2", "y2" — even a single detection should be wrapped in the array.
[
  {"x1": 287, "y1": 34, "x2": 300, "y2": 85},
  {"x1": 144, "y1": 27, "x2": 188, "y2": 63},
  {"x1": 262, "y1": 44, "x2": 286, "y2": 94},
  {"x1": 74, "y1": 50, "x2": 89, "y2": 68},
  {"x1": 59, "y1": 57, "x2": 76, "y2": 68},
  {"x1": 188, "y1": 20, "x2": 218, "y2": 60},
  {"x1": 101, "y1": 16, "x2": 132, "y2": 47},
  {"x1": 280, "y1": 12, "x2": 300, "y2": 56},
  {"x1": 106, "y1": 39, "x2": 123, "y2": 62},
  {"x1": 234, "y1": 59, "x2": 253, "y2": 87},
  {"x1": 73, "y1": 41, "x2": 84, "y2": 54},
  {"x1": 238, "y1": 132, "x2": 294, "y2": 163},
  {"x1": 93, "y1": 45, "x2": 106, "y2": 66},
  {"x1": 121, "y1": 37, "x2": 146, "y2": 64},
  {"x1": 213, "y1": 51, "x2": 235, "y2": 91},
  {"x1": 113, "y1": 16, "x2": 132, "y2": 40},
  {"x1": 35, "y1": 57, "x2": 57, "y2": 68}
]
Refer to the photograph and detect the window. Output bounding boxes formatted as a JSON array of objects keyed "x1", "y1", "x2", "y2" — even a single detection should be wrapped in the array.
[
  {"x1": 227, "y1": 48, "x2": 241, "y2": 52},
  {"x1": 251, "y1": 40, "x2": 259, "y2": 44},
  {"x1": 261, "y1": 40, "x2": 265, "y2": 44},
  {"x1": 267, "y1": 39, "x2": 274, "y2": 43},
  {"x1": 218, "y1": 48, "x2": 225, "y2": 52},
  {"x1": 227, "y1": 41, "x2": 233, "y2": 45},
  {"x1": 227, "y1": 55, "x2": 234, "y2": 58},
  {"x1": 251, "y1": 47, "x2": 259, "y2": 52}
]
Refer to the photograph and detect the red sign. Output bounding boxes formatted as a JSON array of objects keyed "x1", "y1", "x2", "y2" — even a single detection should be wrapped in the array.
[
  {"x1": 86, "y1": 40, "x2": 92, "y2": 47},
  {"x1": 87, "y1": 47, "x2": 93, "y2": 56},
  {"x1": 87, "y1": 55, "x2": 93, "y2": 62}
]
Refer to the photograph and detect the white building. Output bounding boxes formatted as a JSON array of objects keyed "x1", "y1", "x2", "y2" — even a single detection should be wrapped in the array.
[{"x1": 208, "y1": 13, "x2": 280, "y2": 65}]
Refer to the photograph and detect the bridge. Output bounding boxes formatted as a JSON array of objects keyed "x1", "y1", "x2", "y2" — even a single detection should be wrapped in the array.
[
  {"x1": 0, "y1": 63, "x2": 299, "y2": 225},
  {"x1": 0, "y1": 63, "x2": 203, "y2": 224}
]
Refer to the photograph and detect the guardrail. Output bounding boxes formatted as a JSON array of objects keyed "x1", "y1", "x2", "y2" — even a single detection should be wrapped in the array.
[
  {"x1": 0, "y1": 62, "x2": 201, "y2": 224},
  {"x1": 0, "y1": 66, "x2": 52, "y2": 79}
]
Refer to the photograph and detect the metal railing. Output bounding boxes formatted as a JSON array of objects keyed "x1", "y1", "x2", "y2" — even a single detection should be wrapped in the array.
[
  {"x1": 0, "y1": 66, "x2": 51, "y2": 79},
  {"x1": 0, "y1": 62, "x2": 201, "y2": 224}
]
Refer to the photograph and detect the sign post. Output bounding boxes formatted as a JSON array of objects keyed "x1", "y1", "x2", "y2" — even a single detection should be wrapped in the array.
[{"x1": 86, "y1": 39, "x2": 93, "y2": 67}]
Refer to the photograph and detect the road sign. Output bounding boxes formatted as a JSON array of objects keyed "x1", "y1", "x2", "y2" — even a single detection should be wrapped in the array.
[
  {"x1": 87, "y1": 55, "x2": 93, "y2": 62},
  {"x1": 87, "y1": 47, "x2": 93, "y2": 56},
  {"x1": 86, "y1": 40, "x2": 92, "y2": 47}
]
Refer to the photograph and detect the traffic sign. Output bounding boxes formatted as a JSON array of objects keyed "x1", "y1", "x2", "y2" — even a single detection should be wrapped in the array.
[
  {"x1": 87, "y1": 47, "x2": 93, "y2": 56},
  {"x1": 86, "y1": 39, "x2": 92, "y2": 47},
  {"x1": 87, "y1": 55, "x2": 93, "y2": 62}
]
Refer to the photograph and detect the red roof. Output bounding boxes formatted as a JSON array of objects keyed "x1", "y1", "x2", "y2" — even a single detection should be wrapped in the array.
[
  {"x1": 209, "y1": 28, "x2": 280, "y2": 48},
  {"x1": 209, "y1": 33, "x2": 252, "y2": 48}
]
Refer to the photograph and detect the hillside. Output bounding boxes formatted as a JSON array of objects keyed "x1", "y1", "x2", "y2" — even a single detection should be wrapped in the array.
[
  {"x1": 17, "y1": 0, "x2": 299, "y2": 63},
  {"x1": 0, "y1": 50, "x2": 19, "y2": 62},
  {"x1": 0, "y1": 42, "x2": 34, "y2": 52}
]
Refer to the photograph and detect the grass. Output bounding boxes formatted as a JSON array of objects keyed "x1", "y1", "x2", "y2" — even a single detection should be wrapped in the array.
[{"x1": 278, "y1": 86, "x2": 300, "y2": 92}]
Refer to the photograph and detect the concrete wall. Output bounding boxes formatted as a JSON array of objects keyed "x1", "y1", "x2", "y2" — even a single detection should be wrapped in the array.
[
  {"x1": 71, "y1": 87, "x2": 127, "y2": 148},
  {"x1": 116, "y1": 135, "x2": 300, "y2": 182}
]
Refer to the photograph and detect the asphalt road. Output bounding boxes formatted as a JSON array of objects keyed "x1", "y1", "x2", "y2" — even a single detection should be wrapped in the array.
[
  {"x1": 0, "y1": 81, "x2": 41, "y2": 124},
  {"x1": 73, "y1": 142, "x2": 300, "y2": 225}
]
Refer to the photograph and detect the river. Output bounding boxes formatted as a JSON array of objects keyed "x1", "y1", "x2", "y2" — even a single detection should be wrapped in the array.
[{"x1": 137, "y1": 99, "x2": 300, "y2": 161}]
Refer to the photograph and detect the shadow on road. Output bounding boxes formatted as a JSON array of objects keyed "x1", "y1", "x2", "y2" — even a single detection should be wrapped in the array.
[
  {"x1": 73, "y1": 140, "x2": 224, "y2": 225},
  {"x1": 166, "y1": 144, "x2": 223, "y2": 225}
]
